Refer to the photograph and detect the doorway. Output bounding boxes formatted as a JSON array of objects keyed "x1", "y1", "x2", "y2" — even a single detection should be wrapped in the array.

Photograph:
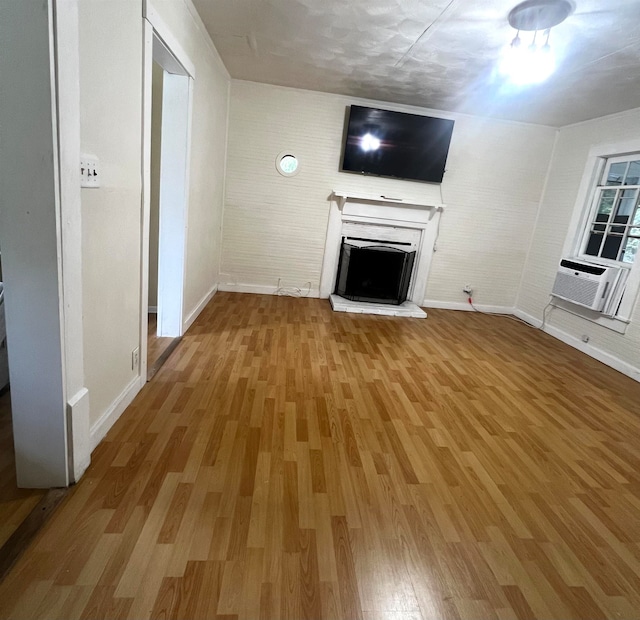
[{"x1": 141, "y1": 24, "x2": 194, "y2": 381}]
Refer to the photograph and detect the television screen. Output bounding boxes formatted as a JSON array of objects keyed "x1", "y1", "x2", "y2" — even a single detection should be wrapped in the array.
[{"x1": 341, "y1": 106, "x2": 454, "y2": 184}]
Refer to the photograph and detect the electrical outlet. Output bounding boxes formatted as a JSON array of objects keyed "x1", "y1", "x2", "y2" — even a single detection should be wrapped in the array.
[
  {"x1": 132, "y1": 346, "x2": 140, "y2": 370},
  {"x1": 80, "y1": 154, "x2": 100, "y2": 188},
  {"x1": 463, "y1": 284, "x2": 473, "y2": 295}
]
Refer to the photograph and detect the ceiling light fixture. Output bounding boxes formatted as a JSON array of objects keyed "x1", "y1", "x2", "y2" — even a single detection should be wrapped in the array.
[{"x1": 500, "y1": 0, "x2": 573, "y2": 85}]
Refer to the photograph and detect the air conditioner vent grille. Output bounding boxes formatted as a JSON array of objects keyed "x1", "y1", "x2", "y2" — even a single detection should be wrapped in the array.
[{"x1": 552, "y1": 272, "x2": 599, "y2": 307}]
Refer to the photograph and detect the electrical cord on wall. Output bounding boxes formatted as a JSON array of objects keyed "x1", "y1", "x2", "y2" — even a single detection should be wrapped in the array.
[
  {"x1": 432, "y1": 185, "x2": 445, "y2": 253},
  {"x1": 467, "y1": 294, "x2": 553, "y2": 331},
  {"x1": 433, "y1": 208, "x2": 443, "y2": 253},
  {"x1": 540, "y1": 297, "x2": 554, "y2": 331},
  {"x1": 276, "y1": 278, "x2": 312, "y2": 298}
]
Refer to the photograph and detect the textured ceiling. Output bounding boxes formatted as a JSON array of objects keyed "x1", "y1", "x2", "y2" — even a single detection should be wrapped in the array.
[{"x1": 192, "y1": 0, "x2": 640, "y2": 127}]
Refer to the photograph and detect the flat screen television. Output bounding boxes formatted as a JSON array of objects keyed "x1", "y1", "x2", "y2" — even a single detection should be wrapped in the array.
[{"x1": 341, "y1": 105, "x2": 455, "y2": 184}]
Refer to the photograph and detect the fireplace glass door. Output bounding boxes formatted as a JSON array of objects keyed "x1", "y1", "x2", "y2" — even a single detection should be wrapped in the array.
[{"x1": 334, "y1": 241, "x2": 416, "y2": 305}]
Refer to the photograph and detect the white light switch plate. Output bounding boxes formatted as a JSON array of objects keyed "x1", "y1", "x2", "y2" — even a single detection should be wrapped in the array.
[{"x1": 80, "y1": 154, "x2": 100, "y2": 188}]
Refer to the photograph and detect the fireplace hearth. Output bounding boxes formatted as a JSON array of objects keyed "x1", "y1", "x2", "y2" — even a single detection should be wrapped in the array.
[{"x1": 334, "y1": 240, "x2": 416, "y2": 305}]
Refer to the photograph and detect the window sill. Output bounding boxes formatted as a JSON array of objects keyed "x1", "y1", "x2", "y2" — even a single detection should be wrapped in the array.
[{"x1": 551, "y1": 298, "x2": 629, "y2": 334}]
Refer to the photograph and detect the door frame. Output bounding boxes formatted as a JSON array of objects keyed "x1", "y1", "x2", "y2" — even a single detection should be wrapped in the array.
[
  {"x1": 140, "y1": 2, "x2": 195, "y2": 381},
  {"x1": 0, "y1": 0, "x2": 89, "y2": 487}
]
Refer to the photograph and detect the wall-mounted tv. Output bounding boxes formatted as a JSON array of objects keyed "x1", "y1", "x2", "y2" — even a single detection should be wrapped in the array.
[{"x1": 341, "y1": 105, "x2": 455, "y2": 184}]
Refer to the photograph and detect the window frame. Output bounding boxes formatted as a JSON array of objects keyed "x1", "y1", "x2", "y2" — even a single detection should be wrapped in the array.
[
  {"x1": 578, "y1": 154, "x2": 640, "y2": 266},
  {"x1": 561, "y1": 140, "x2": 640, "y2": 330}
]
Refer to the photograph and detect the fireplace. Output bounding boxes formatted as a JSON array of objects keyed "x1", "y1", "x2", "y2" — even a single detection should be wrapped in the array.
[
  {"x1": 334, "y1": 240, "x2": 416, "y2": 305},
  {"x1": 320, "y1": 191, "x2": 444, "y2": 318}
]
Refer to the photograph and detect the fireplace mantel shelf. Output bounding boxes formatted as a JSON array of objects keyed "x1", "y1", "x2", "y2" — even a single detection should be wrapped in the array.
[{"x1": 332, "y1": 190, "x2": 444, "y2": 211}]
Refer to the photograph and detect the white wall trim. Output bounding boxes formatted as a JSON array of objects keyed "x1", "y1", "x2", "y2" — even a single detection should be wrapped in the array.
[
  {"x1": 219, "y1": 282, "x2": 321, "y2": 298},
  {"x1": 156, "y1": 71, "x2": 190, "y2": 337},
  {"x1": 422, "y1": 300, "x2": 515, "y2": 314},
  {"x1": 0, "y1": 0, "x2": 70, "y2": 487},
  {"x1": 53, "y1": 0, "x2": 91, "y2": 484},
  {"x1": 183, "y1": 284, "x2": 218, "y2": 332},
  {"x1": 512, "y1": 308, "x2": 544, "y2": 328},
  {"x1": 139, "y1": 19, "x2": 154, "y2": 391},
  {"x1": 144, "y1": 2, "x2": 196, "y2": 78},
  {"x1": 514, "y1": 309, "x2": 640, "y2": 383},
  {"x1": 67, "y1": 387, "x2": 90, "y2": 481},
  {"x1": 90, "y1": 376, "x2": 142, "y2": 450}
]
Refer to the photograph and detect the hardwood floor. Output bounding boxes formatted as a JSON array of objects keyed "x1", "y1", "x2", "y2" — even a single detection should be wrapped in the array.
[
  {"x1": 1, "y1": 292, "x2": 640, "y2": 619},
  {"x1": 0, "y1": 389, "x2": 46, "y2": 549},
  {"x1": 148, "y1": 313, "x2": 180, "y2": 381}
]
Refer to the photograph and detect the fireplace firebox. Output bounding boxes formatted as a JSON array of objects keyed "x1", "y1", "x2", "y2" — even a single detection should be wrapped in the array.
[{"x1": 334, "y1": 239, "x2": 416, "y2": 305}]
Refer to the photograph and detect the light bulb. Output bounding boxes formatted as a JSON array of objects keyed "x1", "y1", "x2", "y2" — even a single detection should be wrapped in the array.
[{"x1": 499, "y1": 32, "x2": 556, "y2": 85}]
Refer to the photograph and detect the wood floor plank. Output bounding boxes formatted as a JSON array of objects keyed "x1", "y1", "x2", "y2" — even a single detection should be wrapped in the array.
[{"x1": 1, "y1": 293, "x2": 640, "y2": 619}]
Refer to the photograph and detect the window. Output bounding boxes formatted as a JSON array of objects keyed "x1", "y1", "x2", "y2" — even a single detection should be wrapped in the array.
[
  {"x1": 561, "y1": 144, "x2": 640, "y2": 329},
  {"x1": 581, "y1": 154, "x2": 640, "y2": 265}
]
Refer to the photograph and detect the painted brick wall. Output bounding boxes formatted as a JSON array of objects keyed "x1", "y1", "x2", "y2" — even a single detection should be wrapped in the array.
[
  {"x1": 221, "y1": 80, "x2": 556, "y2": 306},
  {"x1": 517, "y1": 107, "x2": 640, "y2": 373}
]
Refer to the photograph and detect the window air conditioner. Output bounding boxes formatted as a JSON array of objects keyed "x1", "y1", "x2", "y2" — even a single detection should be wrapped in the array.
[{"x1": 551, "y1": 258, "x2": 622, "y2": 313}]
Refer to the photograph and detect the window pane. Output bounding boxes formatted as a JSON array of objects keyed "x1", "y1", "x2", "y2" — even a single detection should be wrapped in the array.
[
  {"x1": 621, "y1": 237, "x2": 639, "y2": 263},
  {"x1": 611, "y1": 225, "x2": 626, "y2": 234},
  {"x1": 592, "y1": 224, "x2": 606, "y2": 232},
  {"x1": 625, "y1": 160, "x2": 640, "y2": 185},
  {"x1": 601, "y1": 235, "x2": 623, "y2": 260},
  {"x1": 585, "y1": 233, "x2": 603, "y2": 256},
  {"x1": 606, "y1": 162, "x2": 627, "y2": 185},
  {"x1": 634, "y1": 209, "x2": 640, "y2": 226},
  {"x1": 615, "y1": 189, "x2": 637, "y2": 219},
  {"x1": 596, "y1": 189, "x2": 616, "y2": 218}
]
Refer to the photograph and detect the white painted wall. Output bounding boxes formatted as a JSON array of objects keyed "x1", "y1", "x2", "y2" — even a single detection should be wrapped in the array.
[
  {"x1": 517, "y1": 107, "x2": 640, "y2": 376},
  {"x1": 78, "y1": 0, "x2": 229, "y2": 436},
  {"x1": 149, "y1": 1, "x2": 230, "y2": 322},
  {"x1": 78, "y1": 1, "x2": 143, "y2": 427},
  {"x1": 221, "y1": 81, "x2": 556, "y2": 307}
]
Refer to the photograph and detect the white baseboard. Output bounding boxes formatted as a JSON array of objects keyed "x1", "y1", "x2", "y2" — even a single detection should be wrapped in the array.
[
  {"x1": 218, "y1": 282, "x2": 321, "y2": 298},
  {"x1": 512, "y1": 309, "x2": 543, "y2": 328},
  {"x1": 90, "y1": 375, "x2": 142, "y2": 451},
  {"x1": 514, "y1": 309, "x2": 640, "y2": 383},
  {"x1": 67, "y1": 387, "x2": 91, "y2": 482},
  {"x1": 422, "y1": 299, "x2": 515, "y2": 314},
  {"x1": 183, "y1": 283, "x2": 218, "y2": 333}
]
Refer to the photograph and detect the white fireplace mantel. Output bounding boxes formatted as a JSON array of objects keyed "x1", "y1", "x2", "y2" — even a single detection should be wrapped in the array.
[
  {"x1": 331, "y1": 190, "x2": 445, "y2": 215},
  {"x1": 319, "y1": 190, "x2": 445, "y2": 304}
]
